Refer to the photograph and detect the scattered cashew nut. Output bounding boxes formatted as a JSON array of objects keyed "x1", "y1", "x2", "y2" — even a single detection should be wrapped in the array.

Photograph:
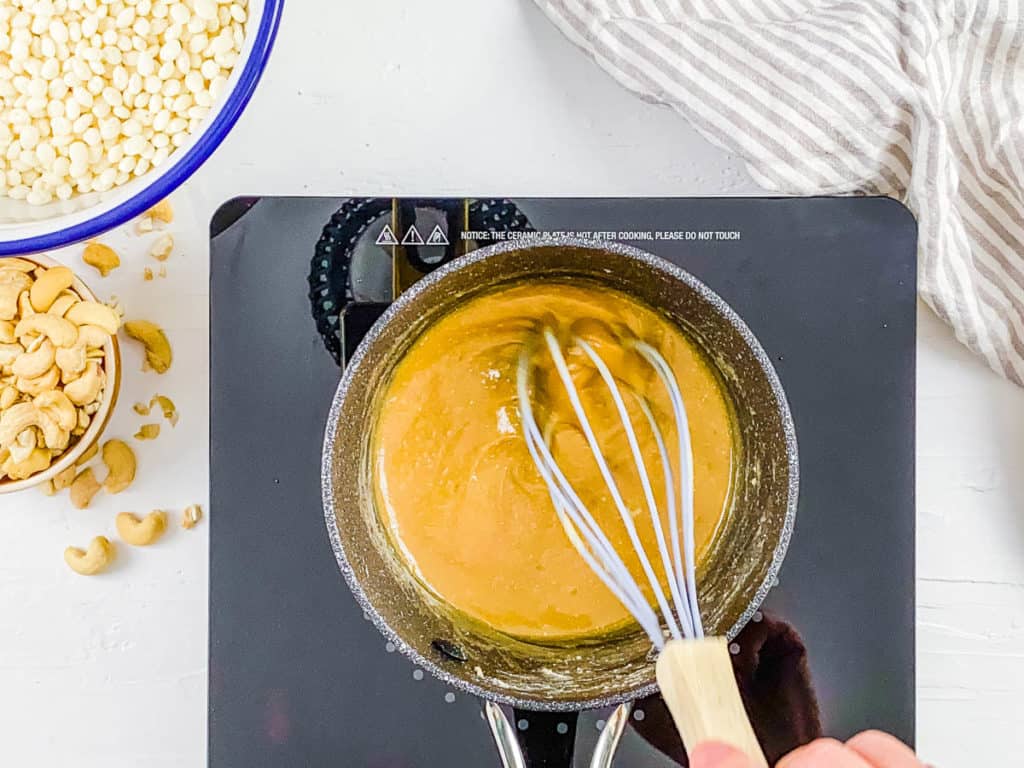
[
  {"x1": 52, "y1": 464, "x2": 76, "y2": 491},
  {"x1": 0, "y1": 320, "x2": 15, "y2": 343},
  {"x1": 101, "y1": 439, "x2": 136, "y2": 494},
  {"x1": 123, "y1": 320, "x2": 172, "y2": 373},
  {"x1": 182, "y1": 503, "x2": 203, "y2": 530},
  {"x1": 29, "y1": 266, "x2": 74, "y2": 312},
  {"x1": 149, "y1": 234, "x2": 173, "y2": 262},
  {"x1": 136, "y1": 394, "x2": 177, "y2": 426},
  {"x1": 69, "y1": 466, "x2": 102, "y2": 509},
  {"x1": 82, "y1": 243, "x2": 120, "y2": 277},
  {"x1": 64, "y1": 536, "x2": 115, "y2": 575},
  {"x1": 134, "y1": 423, "x2": 159, "y2": 440},
  {"x1": 116, "y1": 511, "x2": 167, "y2": 546},
  {"x1": 148, "y1": 199, "x2": 174, "y2": 224}
]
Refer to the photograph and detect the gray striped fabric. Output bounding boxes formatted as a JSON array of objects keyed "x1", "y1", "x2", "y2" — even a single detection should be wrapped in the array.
[{"x1": 535, "y1": 0, "x2": 1024, "y2": 383}]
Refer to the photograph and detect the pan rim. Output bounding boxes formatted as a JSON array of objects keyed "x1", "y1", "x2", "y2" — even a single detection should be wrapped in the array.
[{"x1": 321, "y1": 235, "x2": 799, "y2": 712}]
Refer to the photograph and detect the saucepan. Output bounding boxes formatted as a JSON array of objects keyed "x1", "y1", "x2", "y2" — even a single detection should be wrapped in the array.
[{"x1": 321, "y1": 237, "x2": 798, "y2": 766}]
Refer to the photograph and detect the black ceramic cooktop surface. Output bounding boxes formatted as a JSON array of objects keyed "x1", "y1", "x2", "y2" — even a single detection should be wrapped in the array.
[{"x1": 209, "y1": 197, "x2": 917, "y2": 767}]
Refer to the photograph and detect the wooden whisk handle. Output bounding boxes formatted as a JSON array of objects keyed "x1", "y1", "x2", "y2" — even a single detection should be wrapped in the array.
[{"x1": 655, "y1": 637, "x2": 768, "y2": 768}]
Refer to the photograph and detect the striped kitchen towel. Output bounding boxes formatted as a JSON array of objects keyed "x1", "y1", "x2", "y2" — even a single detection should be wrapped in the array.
[{"x1": 535, "y1": 0, "x2": 1024, "y2": 383}]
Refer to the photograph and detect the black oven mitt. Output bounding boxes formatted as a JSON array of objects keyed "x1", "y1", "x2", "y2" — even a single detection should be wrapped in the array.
[{"x1": 630, "y1": 612, "x2": 822, "y2": 766}]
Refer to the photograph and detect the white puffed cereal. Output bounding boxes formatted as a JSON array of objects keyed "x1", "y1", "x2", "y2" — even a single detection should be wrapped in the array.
[{"x1": 2, "y1": 0, "x2": 249, "y2": 205}]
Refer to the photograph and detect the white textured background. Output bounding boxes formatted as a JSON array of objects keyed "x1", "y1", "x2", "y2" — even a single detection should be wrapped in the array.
[{"x1": 2, "y1": 2, "x2": 1023, "y2": 766}]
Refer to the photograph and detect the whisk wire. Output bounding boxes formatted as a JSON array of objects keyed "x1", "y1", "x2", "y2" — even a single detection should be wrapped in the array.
[
  {"x1": 575, "y1": 338, "x2": 694, "y2": 642},
  {"x1": 542, "y1": 331, "x2": 683, "y2": 643},
  {"x1": 632, "y1": 395, "x2": 696, "y2": 639},
  {"x1": 517, "y1": 327, "x2": 707, "y2": 648},
  {"x1": 632, "y1": 341, "x2": 703, "y2": 639},
  {"x1": 516, "y1": 356, "x2": 663, "y2": 641}
]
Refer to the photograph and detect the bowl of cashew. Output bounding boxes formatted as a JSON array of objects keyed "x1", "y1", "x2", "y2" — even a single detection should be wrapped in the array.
[{"x1": 0, "y1": 254, "x2": 121, "y2": 494}]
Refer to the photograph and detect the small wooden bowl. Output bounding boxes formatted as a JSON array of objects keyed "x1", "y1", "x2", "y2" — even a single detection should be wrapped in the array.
[{"x1": 0, "y1": 254, "x2": 121, "y2": 494}]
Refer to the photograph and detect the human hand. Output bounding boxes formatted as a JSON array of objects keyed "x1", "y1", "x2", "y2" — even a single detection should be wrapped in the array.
[{"x1": 691, "y1": 731, "x2": 922, "y2": 768}]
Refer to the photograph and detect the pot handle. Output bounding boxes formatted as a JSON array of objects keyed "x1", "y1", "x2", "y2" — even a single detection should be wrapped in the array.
[
  {"x1": 485, "y1": 703, "x2": 632, "y2": 768},
  {"x1": 513, "y1": 708, "x2": 578, "y2": 768}
]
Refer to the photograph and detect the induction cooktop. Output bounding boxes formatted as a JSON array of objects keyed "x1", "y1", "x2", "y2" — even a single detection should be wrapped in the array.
[{"x1": 209, "y1": 196, "x2": 916, "y2": 767}]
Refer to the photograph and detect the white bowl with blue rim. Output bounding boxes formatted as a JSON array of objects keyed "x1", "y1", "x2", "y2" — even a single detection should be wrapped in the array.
[{"x1": 0, "y1": 0, "x2": 284, "y2": 256}]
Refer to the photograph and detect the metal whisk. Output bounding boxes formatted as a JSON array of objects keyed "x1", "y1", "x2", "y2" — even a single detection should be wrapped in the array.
[
  {"x1": 517, "y1": 324, "x2": 767, "y2": 768},
  {"x1": 517, "y1": 325, "x2": 702, "y2": 649}
]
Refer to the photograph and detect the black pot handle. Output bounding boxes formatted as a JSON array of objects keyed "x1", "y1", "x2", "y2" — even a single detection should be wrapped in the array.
[{"x1": 513, "y1": 708, "x2": 579, "y2": 768}]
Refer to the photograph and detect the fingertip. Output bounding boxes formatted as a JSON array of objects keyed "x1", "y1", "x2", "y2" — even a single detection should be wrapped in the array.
[
  {"x1": 847, "y1": 730, "x2": 920, "y2": 765},
  {"x1": 690, "y1": 741, "x2": 754, "y2": 768}
]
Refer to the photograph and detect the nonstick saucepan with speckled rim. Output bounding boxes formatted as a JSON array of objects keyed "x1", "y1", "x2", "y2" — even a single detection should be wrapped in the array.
[{"x1": 321, "y1": 237, "x2": 798, "y2": 765}]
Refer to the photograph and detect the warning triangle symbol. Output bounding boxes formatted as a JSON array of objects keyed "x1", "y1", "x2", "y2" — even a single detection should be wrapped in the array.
[
  {"x1": 426, "y1": 225, "x2": 449, "y2": 246},
  {"x1": 401, "y1": 225, "x2": 425, "y2": 245},
  {"x1": 375, "y1": 224, "x2": 399, "y2": 247}
]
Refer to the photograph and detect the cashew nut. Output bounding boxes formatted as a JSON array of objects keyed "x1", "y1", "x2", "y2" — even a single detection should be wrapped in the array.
[
  {"x1": 0, "y1": 385, "x2": 17, "y2": 410},
  {"x1": 0, "y1": 258, "x2": 37, "y2": 272},
  {"x1": 34, "y1": 390, "x2": 77, "y2": 432},
  {"x1": 64, "y1": 536, "x2": 115, "y2": 575},
  {"x1": 76, "y1": 324, "x2": 109, "y2": 349},
  {"x1": 17, "y1": 289, "x2": 33, "y2": 319},
  {"x1": 135, "y1": 394, "x2": 177, "y2": 425},
  {"x1": 52, "y1": 464, "x2": 77, "y2": 491},
  {"x1": 69, "y1": 467, "x2": 102, "y2": 509},
  {"x1": 182, "y1": 503, "x2": 203, "y2": 529},
  {"x1": 149, "y1": 234, "x2": 173, "y2": 261},
  {"x1": 11, "y1": 338, "x2": 55, "y2": 379},
  {"x1": 82, "y1": 243, "x2": 120, "y2": 277},
  {"x1": 148, "y1": 199, "x2": 174, "y2": 224},
  {"x1": 14, "y1": 313, "x2": 77, "y2": 348},
  {"x1": 76, "y1": 440, "x2": 98, "y2": 465},
  {"x1": 63, "y1": 361, "x2": 102, "y2": 405},
  {"x1": 123, "y1": 320, "x2": 172, "y2": 373},
  {"x1": 101, "y1": 439, "x2": 136, "y2": 494},
  {"x1": 29, "y1": 266, "x2": 74, "y2": 312},
  {"x1": 0, "y1": 270, "x2": 33, "y2": 320},
  {"x1": 2, "y1": 446, "x2": 51, "y2": 480},
  {"x1": 0, "y1": 402, "x2": 39, "y2": 447},
  {"x1": 55, "y1": 343, "x2": 87, "y2": 382},
  {"x1": 0, "y1": 320, "x2": 14, "y2": 343},
  {"x1": 47, "y1": 293, "x2": 78, "y2": 318},
  {"x1": 0, "y1": 342, "x2": 23, "y2": 369},
  {"x1": 116, "y1": 511, "x2": 167, "y2": 546},
  {"x1": 64, "y1": 302, "x2": 120, "y2": 335},
  {"x1": 0, "y1": 400, "x2": 69, "y2": 451},
  {"x1": 9, "y1": 428, "x2": 37, "y2": 463},
  {"x1": 15, "y1": 365, "x2": 61, "y2": 397},
  {"x1": 134, "y1": 423, "x2": 159, "y2": 440}
]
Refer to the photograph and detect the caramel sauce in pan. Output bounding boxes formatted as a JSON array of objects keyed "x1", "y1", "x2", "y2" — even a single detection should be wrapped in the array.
[{"x1": 372, "y1": 281, "x2": 735, "y2": 642}]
